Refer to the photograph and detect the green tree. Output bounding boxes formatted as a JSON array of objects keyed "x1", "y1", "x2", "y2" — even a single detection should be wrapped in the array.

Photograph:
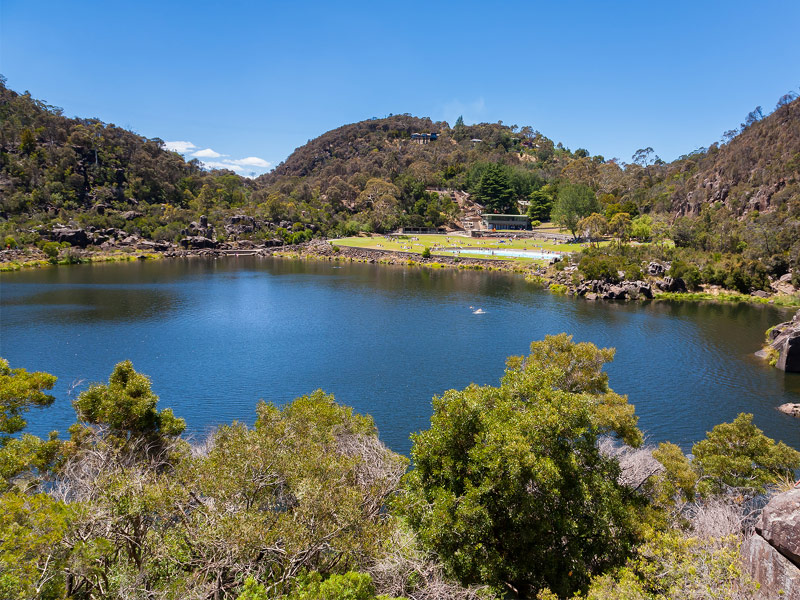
[
  {"x1": 629, "y1": 215, "x2": 652, "y2": 241},
  {"x1": 577, "y1": 212, "x2": 608, "y2": 247},
  {"x1": 71, "y1": 359, "x2": 185, "y2": 440},
  {"x1": 0, "y1": 491, "x2": 73, "y2": 600},
  {"x1": 473, "y1": 164, "x2": 516, "y2": 214},
  {"x1": 608, "y1": 212, "x2": 632, "y2": 247},
  {"x1": 0, "y1": 360, "x2": 62, "y2": 493},
  {"x1": 527, "y1": 185, "x2": 555, "y2": 221},
  {"x1": 355, "y1": 178, "x2": 402, "y2": 232},
  {"x1": 400, "y1": 335, "x2": 642, "y2": 598},
  {"x1": 691, "y1": 413, "x2": 800, "y2": 495},
  {"x1": 0, "y1": 359, "x2": 56, "y2": 441},
  {"x1": 178, "y1": 390, "x2": 408, "y2": 597},
  {"x1": 552, "y1": 183, "x2": 600, "y2": 238}
]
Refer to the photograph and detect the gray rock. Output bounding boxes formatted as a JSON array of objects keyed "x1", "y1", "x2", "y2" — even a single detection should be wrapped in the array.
[
  {"x1": 778, "y1": 404, "x2": 800, "y2": 418},
  {"x1": 663, "y1": 276, "x2": 687, "y2": 292},
  {"x1": 776, "y1": 330, "x2": 800, "y2": 373},
  {"x1": 606, "y1": 285, "x2": 627, "y2": 300},
  {"x1": 742, "y1": 533, "x2": 800, "y2": 599},
  {"x1": 224, "y1": 215, "x2": 257, "y2": 239},
  {"x1": 180, "y1": 236, "x2": 217, "y2": 249},
  {"x1": 647, "y1": 261, "x2": 668, "y2": 276},
  {"x1": 51, "y1": 227, "x2": 89, "y2": 247},
  {"x1": 757, "y1": 488, "x2": 800, "y2": 566}
]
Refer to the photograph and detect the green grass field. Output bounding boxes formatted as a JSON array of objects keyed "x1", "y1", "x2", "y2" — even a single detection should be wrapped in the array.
[{"x1": 330, "y1": 228, "x2": 590, "y2": 262}]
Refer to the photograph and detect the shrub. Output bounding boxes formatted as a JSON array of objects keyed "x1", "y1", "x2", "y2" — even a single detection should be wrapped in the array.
[
  {"x1": 669, "y1": 259, "x2": 701, "y2": 290},
  {"x1": 624, "y1": 264, "x2": 644, "y2": 281},
  {"x1": 3, "y1": 236, "x2": 17, "y2": 249},
  {"x1": 579, "y1": 254, "x2": 621, "y2": 282},
  {"x1": 421, "y1": 246, "x2": 432, "y2": 259},
  {"x1": 41, "y1": 241, "x2": 60, "y2": 260}
]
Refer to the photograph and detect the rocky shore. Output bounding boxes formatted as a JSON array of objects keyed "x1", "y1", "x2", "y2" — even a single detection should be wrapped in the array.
[
  {"x1": 4, "y1": 230, "x2": 798, "y2": 312},
  {"x1": 761, "y1": 309, "x2": 800, "y2": 374}
]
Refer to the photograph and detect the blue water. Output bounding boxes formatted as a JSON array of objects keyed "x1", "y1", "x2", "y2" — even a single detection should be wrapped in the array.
[{"x1": 1, "y1": 257, "x2": 798, "y2": 455}]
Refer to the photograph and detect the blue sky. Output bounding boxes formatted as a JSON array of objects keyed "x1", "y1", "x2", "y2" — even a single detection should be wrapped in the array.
[{"x1": 2, "y1": 0, "x2": 798, "y2": 177}]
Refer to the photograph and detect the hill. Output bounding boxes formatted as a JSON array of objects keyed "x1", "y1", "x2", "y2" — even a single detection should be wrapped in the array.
[{"x1": 1, "y1": 78, "x2": 798, "y2": 275}]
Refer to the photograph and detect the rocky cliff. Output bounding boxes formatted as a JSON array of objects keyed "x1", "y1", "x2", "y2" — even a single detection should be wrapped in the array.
[
  {"x1": 764, "y1": 309, "x2": 800, "y2": 373},
  {"x1": 743, "y1": 486, "x2": 800, "y2": 598}
]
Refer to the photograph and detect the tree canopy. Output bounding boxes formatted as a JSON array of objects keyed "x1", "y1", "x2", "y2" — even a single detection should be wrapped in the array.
[
  {"x1": 552, "y1": 183, "x2": 600, "y2": 238},
  {"x1": 472, "y1": 163, "x2": 517, "y2": 214},
  {"x1": 399, "y1": 334, "x2": 643, "y2": 598}
]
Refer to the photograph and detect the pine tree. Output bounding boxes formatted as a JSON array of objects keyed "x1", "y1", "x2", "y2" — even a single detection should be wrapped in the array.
[{"x1": 474, "y1": 164, "x2": 516, "y2": 213}]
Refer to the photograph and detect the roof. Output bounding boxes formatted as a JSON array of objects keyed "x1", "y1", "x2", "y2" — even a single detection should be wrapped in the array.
[{"x1": 481, "y1": 214, "x2": 529, "y2": 218}]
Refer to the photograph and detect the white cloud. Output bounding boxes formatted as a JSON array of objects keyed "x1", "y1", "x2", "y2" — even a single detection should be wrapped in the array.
[
  {"x1": 193, "y1": 148, "x2": 223, "y2": 158},
  {"x1": 226, "y1": 156, "x2": 271, "y2": 168},
  {"x1": 200, "y1": 160, "x2": 247, "y2": 173},
  {"x1": 164, "y1": 140, "x2": 197, "y2": 153}
]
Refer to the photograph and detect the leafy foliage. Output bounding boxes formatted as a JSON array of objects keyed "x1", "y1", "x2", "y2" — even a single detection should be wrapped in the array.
[
  {"x1": 691, "y1": 413, "x2": 800, "y2": 495},
  {"x1": 0, "y1": 359, "x2": 56, "y2": 439},
  {"x1": 552, "y1": 183, "x2": 600, "y2": 238},
  {"x1": 400, "y1": 334, "x2": 643, "y2": 598},
  {"x1": 71, "y1": 360, "x2": 185, "y2": 438}
]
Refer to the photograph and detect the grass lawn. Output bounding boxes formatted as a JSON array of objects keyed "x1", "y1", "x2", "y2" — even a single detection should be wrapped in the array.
[{"x1": 330, "y1": 228, "x2": 590, "y2": 258}]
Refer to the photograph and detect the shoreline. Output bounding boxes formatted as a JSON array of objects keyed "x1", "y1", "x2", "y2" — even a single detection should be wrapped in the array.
[{"x1": 2, "y1": 241, "x2": 799, "y2": 308}]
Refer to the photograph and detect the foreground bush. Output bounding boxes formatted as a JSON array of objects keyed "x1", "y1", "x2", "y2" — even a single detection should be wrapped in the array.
[{"x1": 399, "y1": 334, "x2": 644, "y2": 598}]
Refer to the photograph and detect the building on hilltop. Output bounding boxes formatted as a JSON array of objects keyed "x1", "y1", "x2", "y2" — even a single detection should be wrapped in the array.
[{"x1": 411, "y1": 132, "x2": 439, "y2": 144}]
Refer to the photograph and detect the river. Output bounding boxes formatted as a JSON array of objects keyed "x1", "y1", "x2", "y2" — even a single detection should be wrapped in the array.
[{"x1": 1, "y1": 257, "x2": 798, "y2": 455}]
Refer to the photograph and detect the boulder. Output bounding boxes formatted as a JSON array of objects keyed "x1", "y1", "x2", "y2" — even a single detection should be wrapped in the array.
[
  {"x1": 766, "y1": 310, "x2": 800, "y2": 373},
  {"x1": 757, "y1": 487, "x2": 800, "y2": 566},
  {"x1": 777, "y1": 403, "x2": 800, "y2": 418},
  {"x1": 180, "y1": 236, "x2": 217, "y2": 250},
  {"x1": 225, "y1": 215, "x2": 257, "y2": 239},
  {"x1": 744, "y1": 487, "x2": 800, "y2": 598},
  {"x1": 743, "y1": 533, "x2": 800, "y2": 599},
  {"x1": 50, "y1": 227, "x2": 89, "y2": 248},
  {"x1": 647, "y1": 261, "x2": 668, "y2": 276},
  {"x1": 120, "y1": 210, "x2": 143, "y2": 220},
  {"x1": 776, "y1": 330, "x2": 800, "y2": 373},
  {"x1": 606, "y1": 285, "x2": 627, "y2": 300},
  {"x1": 663, "y1": 276, "x2": 686, "y2": 292}
]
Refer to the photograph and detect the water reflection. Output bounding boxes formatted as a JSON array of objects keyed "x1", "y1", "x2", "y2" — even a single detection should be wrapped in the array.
[{"x1": 1, "y1": 257, "x2": 797, "y2": 456}]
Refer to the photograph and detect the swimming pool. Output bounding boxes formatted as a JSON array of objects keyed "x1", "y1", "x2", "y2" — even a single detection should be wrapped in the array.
[{"x1": 437, "y1": 248, "x2": 563, "y2": 260}]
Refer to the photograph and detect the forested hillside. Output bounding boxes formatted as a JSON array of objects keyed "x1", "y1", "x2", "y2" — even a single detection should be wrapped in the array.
[{"x1": 1, "y1": 77, "x2": 798, "y2": 277}]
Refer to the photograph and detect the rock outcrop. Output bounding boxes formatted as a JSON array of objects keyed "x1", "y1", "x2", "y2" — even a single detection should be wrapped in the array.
[
  {"x1": 50, "y1": 227, "x2": 90, "y2": 247},
  {"x1": 224, "y1": 215, "x2": 257, "y2": 239},
  {"x1": 182, "y1": 215, "x2": 215, "y2": 240},
  {"x1": 765, "y1": 310, "x2": 800, "y2": 373},
  {"x1": 743, "y1": 486, "x2": 800, "y2": 598},
  {"x1": 655, "y1": 276, "x2": 687, "y2": 293},
  {"x1": 575, "y1": 279, "x2": 653, "y2": 301},
  {"x1": 778, "y1": 404, "x2": 800, "y2": 418},
  {"x1": 180, "y1": 236, "x2": 217, "y2": 250}
]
